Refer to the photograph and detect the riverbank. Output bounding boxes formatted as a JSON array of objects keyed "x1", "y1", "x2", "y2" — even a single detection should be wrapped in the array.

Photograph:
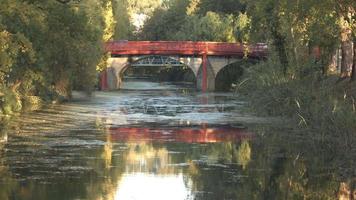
[
  {"x1": 238, "y1": 59, "x2": 356, "y2": 136},
  {"x1": 237, "y1": 59, "x2": 356, "y2": 197}
]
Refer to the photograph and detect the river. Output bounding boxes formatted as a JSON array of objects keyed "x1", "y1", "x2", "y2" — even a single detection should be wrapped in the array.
[{"x1": 0, "y1": 81, "x2": 354, "y2": 200}]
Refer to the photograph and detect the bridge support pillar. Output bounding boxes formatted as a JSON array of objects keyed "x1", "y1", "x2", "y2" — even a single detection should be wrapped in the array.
[
  {"x1": 105, "y1": 57, "x2": 129, "y2": 90},
  {"x1": 202, "y1": 54, "x2": 208, "y2": 92},
  {"x1": 197, "y1": 56, "x2": 215, "y2": 92},
  {"x1": 100, "y1": 70, "x2": 108, "y2": 90}
]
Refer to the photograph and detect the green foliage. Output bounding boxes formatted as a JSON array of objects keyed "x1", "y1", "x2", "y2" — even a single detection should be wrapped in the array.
[
  {"x1": 239, "y1": 59, "x2": 356, "y2": 137},
  {"x1": 197, "y1": 0, "x2": 246, "y2": 15},
  {"x1": 43, "y1": 3, "x2": 103, "y2": 95},
  {"x1": 113, "y1": 0, "x2": 135, "y2": 39},
  {"x1": 241, "y1": 0, "x2": 355, "y2": 74},
  {"x1": 0, "y1": 0, "x2": 112, "y2": 113},
  {"x1": 138, "y1": 0, "x2": 249, "y2": 42},
  {"x1": 174, "y1": 12, "x2": 236, "y2": 42},
  {"x1": 139, "y1": 0, "x2": 190, "y2": 40},
  {"x1": 0, "y1": 88, "x2": 21, "y2": 115},
  {"x1": 125, "y1": 0, "x2": 163, "y2": 16},
  {"x1": 234, "y1": 12, "x2": 251, "y2": 43}
]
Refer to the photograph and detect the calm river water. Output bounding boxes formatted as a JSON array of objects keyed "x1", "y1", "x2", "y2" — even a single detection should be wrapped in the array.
[{"x1": 0, "y1": 81, "x2": 354, "y2": 200}]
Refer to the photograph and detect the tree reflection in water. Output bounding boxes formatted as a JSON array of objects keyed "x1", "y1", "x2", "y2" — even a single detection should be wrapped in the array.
[{"x1": 0, "y1": 111, "x2": 355, "y2": 199}]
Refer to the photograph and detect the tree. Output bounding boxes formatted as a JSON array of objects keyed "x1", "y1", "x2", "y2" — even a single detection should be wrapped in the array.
[
  {"x1": 241, "y1": 0, "x2": 290, "y2": 74},
  {"x1": 113, "y1": 0, "x2": 134, "y2": 39},
  {"x1": 0, "y1": 0, "x2": 108, "y2": 112},
  {"x1": 197, "y1": 0, "x2": 246, "y2": 15},
  {"x1": 173, "y1": 12, "x2": 236, "y2": 42},
  {"x1": 352, "y1": 35, "x2": 356, "y2": 81},
  {"x1": 340, "y1": 19, "x2": 353, "y2": 78},
  {"x1": 336, "y1": 0, "x2": 356, "y2": 78},
  {"x1": 139, "y1": 0, "x2": 190, "y2": 40},
  {"x1": 139, "y1": 0, "x2": 248, "y2": 42},
  {"x1": 349, "y1": 7, "x2": 356, "y2": 81}
]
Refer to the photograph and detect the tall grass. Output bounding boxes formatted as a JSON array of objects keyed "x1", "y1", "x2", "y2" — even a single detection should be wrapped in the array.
[{"x1": 238, "y1": 58, "x2": 356, "y2": 140}]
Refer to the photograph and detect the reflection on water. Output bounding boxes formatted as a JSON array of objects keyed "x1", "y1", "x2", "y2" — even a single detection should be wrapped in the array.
[
  {"x1": 115, "y1": 173, "x2": 192, "y2": 200},
  {"x1": 0, "y1": 133, "x2": 7, "y2": 143},
  {"x1": 0, "y1": 81, "x2": 355, "y2": 200},
  {"x1": 109, "y1": 125, "x2": 252, "y2": 143}
]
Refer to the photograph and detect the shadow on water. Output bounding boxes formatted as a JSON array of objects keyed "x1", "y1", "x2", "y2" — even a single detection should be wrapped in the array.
[{"x1": 0, "y1": 81, "x2": 355, "y2": 200}]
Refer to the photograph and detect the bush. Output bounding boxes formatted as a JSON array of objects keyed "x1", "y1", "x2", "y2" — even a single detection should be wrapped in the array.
[
  {"x1": 237, "y1": 58, "x2": 356, "y2": 138},
  {"x1": 22, "y1": 95, "x2": 42, "y2": 111},
  {"x1": 0, "y1": 88, "x2": 22, "y2": 115}
]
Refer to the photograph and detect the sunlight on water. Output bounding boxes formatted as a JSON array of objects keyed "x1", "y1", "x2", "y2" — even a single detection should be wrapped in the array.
[
  {"x1": 0, "y1": 133, "x2": 7, "y2": 143},
  {"x1": 115, "y1": 173, "x2": 192, "y2": 200}
]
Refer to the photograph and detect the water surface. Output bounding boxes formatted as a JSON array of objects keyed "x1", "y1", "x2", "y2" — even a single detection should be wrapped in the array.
[{"x1": 0, "y1": 81, "x2": 354, "y2": 200}]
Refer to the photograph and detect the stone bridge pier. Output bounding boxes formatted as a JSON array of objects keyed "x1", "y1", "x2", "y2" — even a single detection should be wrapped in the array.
[{"x1": 103, "y1": 55, "x2": 239, "y2": 91}]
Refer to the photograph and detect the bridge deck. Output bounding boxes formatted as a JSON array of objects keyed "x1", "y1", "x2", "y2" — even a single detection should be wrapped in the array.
[{"x1": 106, "y1": 41, "x2": 267, "y2": 58}]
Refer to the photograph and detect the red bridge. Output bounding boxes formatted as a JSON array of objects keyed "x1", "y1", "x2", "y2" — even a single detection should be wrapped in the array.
[
  {"x1": 103, "y1": 41, "x2": 268, "y2": 92},
  {"x1": 105, "y1": 41, "x2": 267, "y2": 58}
]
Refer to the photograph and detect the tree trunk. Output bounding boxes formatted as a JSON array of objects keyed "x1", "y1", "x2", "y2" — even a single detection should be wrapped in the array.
[
  {"x1": 272, "y1": 28, "x2": 289, "y2": 75},
  {"x1": 271, "y1": 24, "x2": 289, "y2": 75},
  {"x1": 325, "y1": 48, "x2": 338, "y2": 74},
  {"x1": 340, "y1": 27, "x2": 353, "y2": 78},
  {"x1": 265, "y1": 2, "x2": 289, "y2": 75},
  {"x1": 271, "y1": 13, "x2": 289, "y2": 75},
  {"x1": 341, "y1": 39, "x2": 353, "y2": 78},
  {"x1": 351, "y1": 36, "x2": 356, "y2": 81}
]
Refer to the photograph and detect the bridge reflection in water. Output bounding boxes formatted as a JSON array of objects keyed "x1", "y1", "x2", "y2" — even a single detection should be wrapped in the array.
[
  {"x1": 107, "y1": 125, "x2": 253, "y2": 200},
  {"x1": 109, "y1": 125, "x2": 252, "y2": 143}
]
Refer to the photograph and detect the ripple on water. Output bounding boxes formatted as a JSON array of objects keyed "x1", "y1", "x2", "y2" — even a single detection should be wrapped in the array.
[{"x1": 1, "y1": 85, "x2": 276, "y2": 200}]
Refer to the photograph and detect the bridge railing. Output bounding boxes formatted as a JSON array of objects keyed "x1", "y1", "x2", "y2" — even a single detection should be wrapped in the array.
[{"x1": 105, "y1": 41, "x2": 267, "y2": 58}]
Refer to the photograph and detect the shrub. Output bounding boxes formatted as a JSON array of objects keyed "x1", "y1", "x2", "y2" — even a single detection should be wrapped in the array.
[
  {"x1": 0, "y1": 88, "x2": 22, "y2": 115},
  {"x1": 237, "y1": 58, "x2": 356, "y2": 138}
]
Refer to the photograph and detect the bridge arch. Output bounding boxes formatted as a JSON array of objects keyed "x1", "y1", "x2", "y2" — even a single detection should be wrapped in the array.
[
  {"x1": 214, "y1": 59, "x2": 259, "y2": 91},
  {"x1": 195, "y1": 56, "x2": 258, "y2": 91},
  {"x1": 105, "y1": 55, "x2": 198, "y2": 89}
]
